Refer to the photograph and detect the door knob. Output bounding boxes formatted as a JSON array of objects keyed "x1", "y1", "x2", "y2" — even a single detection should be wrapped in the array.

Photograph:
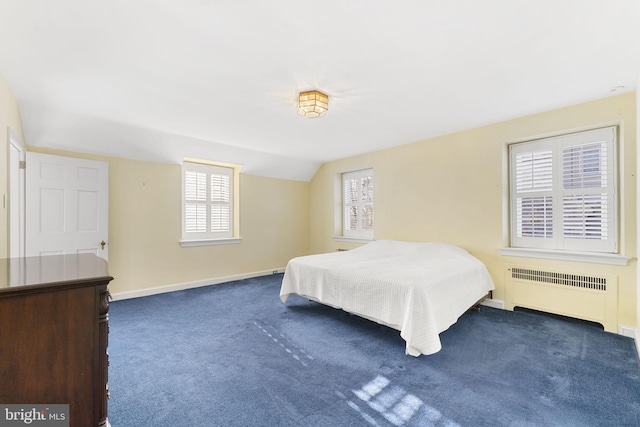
[{"x1": 100, "y1": 240, "x2": 106, "y2": 250}]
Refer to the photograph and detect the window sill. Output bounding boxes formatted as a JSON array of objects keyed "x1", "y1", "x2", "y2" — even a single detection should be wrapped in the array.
[
  {"x1": 180, "y1": 237, "x2": 242, "y2": 247},
  {"x1": 332, "y1": 236, "x2": 375, "y2": 244},
  {"x1": 499, "y1": 247, "x2": 632, "y2": 266}
]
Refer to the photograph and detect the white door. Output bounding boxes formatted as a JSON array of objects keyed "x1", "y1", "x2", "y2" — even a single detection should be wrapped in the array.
[{"x1": 26, "y1": 153, "x2": 109, "y2": 260}]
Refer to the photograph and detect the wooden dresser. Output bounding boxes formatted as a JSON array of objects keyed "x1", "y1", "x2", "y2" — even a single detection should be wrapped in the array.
[{"x1": 0, "y1": 254, "x2": 113, "y2": 427}]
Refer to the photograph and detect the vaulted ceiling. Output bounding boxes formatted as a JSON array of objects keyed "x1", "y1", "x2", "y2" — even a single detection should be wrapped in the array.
[{"x1": 1, "y1": 1, "x2": 639, "y2": 180}]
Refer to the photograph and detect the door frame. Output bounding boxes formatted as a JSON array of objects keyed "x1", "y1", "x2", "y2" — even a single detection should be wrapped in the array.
[{"x1": 8, "y1": 128, "x2": 26, "y2": 259}]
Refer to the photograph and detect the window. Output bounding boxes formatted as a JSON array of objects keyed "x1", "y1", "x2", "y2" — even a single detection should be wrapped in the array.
[
  {"x1": 509, "y1": 126, "x2": 617, "y2": 253},
  {"x1": 342, "y1": 168, "x2": 374, "y2": 239},
  {"x1": 182, "y1": 161, "x2": 234, "y2": 241}
]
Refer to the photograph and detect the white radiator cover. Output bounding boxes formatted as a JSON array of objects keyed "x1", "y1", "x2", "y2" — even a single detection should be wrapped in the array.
[{"x1": 504, "y1": 265, "x2": 618, "y2": 332}]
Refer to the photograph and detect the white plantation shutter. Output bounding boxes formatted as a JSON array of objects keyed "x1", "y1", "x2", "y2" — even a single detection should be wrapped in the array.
[
  {"x1": 342, "y1": 169, "x2": 374, "y2": 238},
  {"x1": 509, "y1": 127, "x2": 616, "y2": 253},
  {"x1": 344, "y1": 177, "x2": 358, "y2": 231},
  {"x1": 560, "y1": 130, "x2": 615, "y2": 252},
  {"x1": 516, "y1": 196, "x2": 553, "y2": 238},
  {"x1": 184, "y1": 171, "x2": 207, "y2": 233},
  {"x1": 210, "y1": 173, "x2": 230, "y2": 232},
  {"x1": 514, "y1": 147, "x2": 554, "y2": 241},
  {"x1": 182, "y1": 162, "x2": 233, "y2": 239}
]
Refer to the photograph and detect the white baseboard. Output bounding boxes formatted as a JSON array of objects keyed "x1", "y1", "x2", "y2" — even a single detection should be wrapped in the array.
[
  {"x1": 110, "y1": 267, "x2": 285, "y2": 301},
  {"x1": 480, "y1": 298, "x2": 505, "y2": 309},
  {"x1": 618, "y1": 324, "x2": 637, "y2": 339},
  {"x1": 620, "y1": 326, "x2": 640, "y2": 358}
]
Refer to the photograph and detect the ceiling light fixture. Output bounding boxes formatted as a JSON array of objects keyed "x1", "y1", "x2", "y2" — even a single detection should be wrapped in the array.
[{"x1": 297, "y1": 90, "x2": 329, "y2": 118}]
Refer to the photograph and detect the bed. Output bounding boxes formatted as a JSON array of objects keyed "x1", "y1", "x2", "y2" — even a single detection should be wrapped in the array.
[{"x1": 279, "y1": 240, "x2": 495, "y2": 356}]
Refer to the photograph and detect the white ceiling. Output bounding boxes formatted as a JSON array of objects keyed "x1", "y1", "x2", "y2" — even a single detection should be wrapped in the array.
[{"x1": 1, "y1": 0, "x2": 639, "y2": 181}]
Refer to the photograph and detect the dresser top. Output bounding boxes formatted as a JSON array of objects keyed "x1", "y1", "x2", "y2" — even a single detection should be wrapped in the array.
[{"x1": 0, "y1": 253, "x2": 112, "y2": 292}]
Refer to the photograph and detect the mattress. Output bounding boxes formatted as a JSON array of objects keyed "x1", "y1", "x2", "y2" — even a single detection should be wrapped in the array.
[{"x1": 280, "y1": 240, "x2": 495, "y2": 356}]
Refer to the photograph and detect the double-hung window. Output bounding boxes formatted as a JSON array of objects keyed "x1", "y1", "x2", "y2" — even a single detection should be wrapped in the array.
[
  {"x1": 342, "y1": 168, "x2": 374, "y2": 239},
  {"x1": 509, "y1": 126, "x2": 617, "y2": 253},
  {"x1": 182, "y1": 161, "x2": 233, "y2": 241}
]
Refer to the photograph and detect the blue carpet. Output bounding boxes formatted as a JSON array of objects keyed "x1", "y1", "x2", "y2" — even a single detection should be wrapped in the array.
[{"x1": 107, "y1": 274, "x2": 640, "y2": 426}]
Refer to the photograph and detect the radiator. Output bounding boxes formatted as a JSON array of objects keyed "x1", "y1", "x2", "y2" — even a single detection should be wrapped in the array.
[{"x1": 504, "y1": 265, "x2": 618, "y2": 332}]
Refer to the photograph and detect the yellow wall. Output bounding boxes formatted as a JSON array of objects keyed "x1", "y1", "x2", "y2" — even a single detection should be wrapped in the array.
[
  {"x1": 637, "y1": 78, "x2": 640, "y2": 339},
  {"x1": 28, "y1": 147, "x2": 310, "y2": 295},
  {"x1": 309, "y1": 92, "x2": 637, "y2": 327},
  {"x1": 0, "y1": 74, "x2": 25, "y2": 258}
]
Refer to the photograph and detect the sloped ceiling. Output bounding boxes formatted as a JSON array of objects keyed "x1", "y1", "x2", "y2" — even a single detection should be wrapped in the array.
[{"x1": 0, "y1": 0, "x2": 639, "y2": 181}]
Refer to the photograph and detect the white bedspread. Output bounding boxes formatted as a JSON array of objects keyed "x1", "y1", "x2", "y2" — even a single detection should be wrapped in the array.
[{"x1": 280, "y1": 240, "x2": 495, "y2": 356}]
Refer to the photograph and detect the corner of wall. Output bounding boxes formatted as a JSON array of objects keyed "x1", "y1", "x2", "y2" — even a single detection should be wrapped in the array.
[{"x1": 636, "y1": 80, "x2": 640, "y2": 343}]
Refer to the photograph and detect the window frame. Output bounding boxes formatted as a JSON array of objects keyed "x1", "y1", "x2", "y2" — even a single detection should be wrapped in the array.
[
  {"x1": 180, "y1": 160, "x2": 240, "y2": 246},
  {"x1": 340, "y1": 168, "x2": 375, "y2": 240},
  {"x1": 507, "y1": 126, "x2": 619, "y2": 255}
]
